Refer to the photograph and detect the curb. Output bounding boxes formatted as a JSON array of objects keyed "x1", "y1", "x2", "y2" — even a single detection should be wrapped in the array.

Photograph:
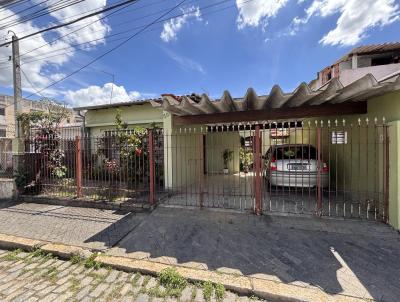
[
  {"x1": 0, "y1": 234, "x2": 367, "y2": 302},
  {"x1": 18, "y1": 195, "x2": 150, "y2": 212}
]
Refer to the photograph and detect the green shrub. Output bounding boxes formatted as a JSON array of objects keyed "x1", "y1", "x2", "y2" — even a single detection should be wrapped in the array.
[
  {"x1": 84, "y1": 254, "x2": 102, "y2": 270},
  {"x1": 214, "y1": 283, "x2": 225, "y2": 301},
  {"x1": 158, "y1": 268, "x2": 187, "y2": 297},
  {"x1": 202, "y1": 281, "x2": 214, "y2": 302}
]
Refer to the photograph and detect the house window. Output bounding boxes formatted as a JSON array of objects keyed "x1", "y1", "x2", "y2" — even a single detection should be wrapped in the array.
[
  {"x1": 0, "y1": 107, "x2": 5, "y2": 116},
  {"x1": 0, "y1": 129, "x2": 6, "y2": 137},
  {"x1": 331, "y1": 131, "x2": 348, "y2": 144}
]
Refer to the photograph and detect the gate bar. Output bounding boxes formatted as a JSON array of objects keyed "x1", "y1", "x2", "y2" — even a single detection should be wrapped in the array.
[
  {"x1": 148, "y1": 129, "x2": 155, "y2": 206},
  {"x1": 254, "y1": 124, "x2": 262, "y2": 215},
  {"x1": 75, "y1": 136, "x2": 82, "y2": 198}
]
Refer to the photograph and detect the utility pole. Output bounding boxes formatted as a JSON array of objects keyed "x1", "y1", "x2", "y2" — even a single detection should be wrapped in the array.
[
  {"x1": 10, "y1": 31, "x2": 22, "y2": 138},
  {"x1": 8, "y1": 31, "x2": 23, "y2": 176}
]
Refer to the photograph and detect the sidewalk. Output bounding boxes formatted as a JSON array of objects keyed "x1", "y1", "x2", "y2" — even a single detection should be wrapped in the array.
[{"x1": 0, "y1": 201, "x2": 399, "y2": 301}]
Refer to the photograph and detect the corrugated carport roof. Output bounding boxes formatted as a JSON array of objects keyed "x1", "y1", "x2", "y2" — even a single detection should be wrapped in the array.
[{"x1": 152, "y1": 73, "x2": 400, "y2": 125}]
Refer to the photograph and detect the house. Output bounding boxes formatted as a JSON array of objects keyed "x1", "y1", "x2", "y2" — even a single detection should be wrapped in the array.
[
  {"x1": 311, "y1": 42, "x2": 400, "y2": 89},
  {"x1": 0, "y1": 95, "x2": 79, "y2": 138},
  {"x1": 0, "y1": 95, "x2": 80, "y2": 176},
  {"x1": 63, "y1": 43, "x2": 399, "y2": 232}
]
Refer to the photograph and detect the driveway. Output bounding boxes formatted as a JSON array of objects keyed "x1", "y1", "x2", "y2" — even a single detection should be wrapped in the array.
[{"x1": 0, "y1": 201, "x2": 399, "y2": 301}]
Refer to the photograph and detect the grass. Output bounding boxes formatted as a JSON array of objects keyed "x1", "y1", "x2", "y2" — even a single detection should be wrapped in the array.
[
  {"x1": 69, "y1": 277, "x2": 81, "y2": 293},
  {"x1": 5, "y1": 249, "x2": 22, "y2": 261},
  {"x1": 70, "y1": 253, "x2": 85, "y2": 265},
  {"x1": 202, "y1": 281, "x2": 226, "y2": 302},
  {"x1": 83, "y1": 253, "x2": 102, "y2": 270},
  {"x1": 158, "y1": 268, "x2": 188, "y2": 297},
  {"x1": 41, "y1": 266, "x2": 59, "y2": 283},
  {"x1": 131, "y1": 272, "x2": 142, "y2": 286},
  {"x1": 214, "y1": 283, "x2": 225, "y2": 301},
  {"x1": 202, "y1": 281, "x2": 214, "y2": 302}
]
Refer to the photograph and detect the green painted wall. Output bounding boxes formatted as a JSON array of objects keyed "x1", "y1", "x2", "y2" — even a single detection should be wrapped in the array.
[
  {"x1": 205, "y1": 132, "x2": 240, "y2": 174},
  {"x1": 388, "y1": 121, "x2": 400, "y2": 229},
  {"x1": 85, "y1": 103, "x2": 163, "y2": 128}
]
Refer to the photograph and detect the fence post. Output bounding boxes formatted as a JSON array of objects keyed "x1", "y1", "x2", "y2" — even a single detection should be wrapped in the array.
[
  {"x1": 198, "y1": 134, "x2": 204, "y2": 207},
  {"x1": 383, "y1": 124, "x2": 389, "y2": 223},
  {"x1": 316, "y1": 127, "x2": 322, "y2": 215},
  {"x1": 254, "y1": 124, "x2": 262, "y2": 215},
  {"x1": 148, "y1": 129, "x2": 155, "y2": 206},
  {"x1": 75, "y1": 136, "x2": 82, "y2": 198}
]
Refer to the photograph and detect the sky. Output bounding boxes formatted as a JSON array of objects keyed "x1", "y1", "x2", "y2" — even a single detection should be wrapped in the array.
[{"x1": 0, "y1": 0, "x2": 399, "y2": 107}]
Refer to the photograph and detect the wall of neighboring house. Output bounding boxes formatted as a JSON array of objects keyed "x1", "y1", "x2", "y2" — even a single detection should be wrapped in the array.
[
  {"x1": 339, "y1": 63, "x2": 400, "y2": 86},
  {"x1": 84, "y1": 103, "x2": 163, "y2": 136},
  {"x1": 0, "y1": 95, "x2": 77, "y2": 138}
]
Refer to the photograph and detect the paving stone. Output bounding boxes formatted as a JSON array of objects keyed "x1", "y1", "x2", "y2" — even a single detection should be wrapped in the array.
[
  {"x1": 180, "y1": 285, "x2": 193, "y2": 302},
  {"x1": 4, "y1": 288, "x2": 26, "y2": 302},
  {"x1": 75, "y1": 285, "x2": 93, "y2": 300},
  {"x1": 89, "y1": 283, "x2": 108, "y2": 298},
  {"x1": 7, "y1": 262, "x2": 26, "y2": 273},
  {"x1": 12, "y1": 290, "x2": 35, "y2": 302},
  {"x1": 194, "y1": 289, "x2": 204, "y2": 302},
  {"x1": 56, "y1": 292, "x2": 73, "y2": 302},
  {"x1": 237, "y1": 296, "x2": 250, "y2": 302},
  {"x1": 105, "y1": 270, "x2": 119, "y2": 283},
  {"x1": 120, "y1": 283, "x2": 132, "y2": 296},
  {"x1": 52, "y1": 281, "x2": 70, "y2": 294},
  {"x1": 223, "y1": 291, "x2": 237, "y2": 302},
  {"x1": 81, "y1": 276, "x2": 94, "y2": 286},
  {"x1": 2, "y1": 281, "x2": 26, "y2": 295},
  {"x1": 135, "y1": 293, "x2": 149, "y2": 302},
  {"x1": 40, "y1": 293, "x2": 58, "y2": 302},
  {"x1": 145, "y1": 277, "x2": 158, "y2": 289},
  {"x1": 36, "y1": 285, "x2": 57, "y2": 297}
]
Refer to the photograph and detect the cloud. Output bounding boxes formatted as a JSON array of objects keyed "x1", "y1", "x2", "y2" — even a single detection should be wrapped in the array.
[
  {"x1": 160, "y1": 6, "x2": 202, "y2": 42},
  {"x1": 43, "y1": 0, "x2": 110, "y2": 48},
  {"x1": 236, "y1": 0, "x2": 288, "y2": 29},
  {"x1": 64, "y1": 83, "x2": 142, "y2": 107},
  {"x1": 163, "y1": 48, "x2": 206, "y2": 75},
  {"x1": 293, "y1": 0, "x2": 400, "y2": 46},
  {"x1": 0, "y1": 0, "x2": 111, "y2": 98}
]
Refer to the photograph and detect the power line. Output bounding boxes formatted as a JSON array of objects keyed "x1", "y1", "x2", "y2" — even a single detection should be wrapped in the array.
[
  {"x1": 0, "y1": 0, "x2": 255, "y2": 69},
  {"x1": 11, "y1": 0, "x2": 166, "y2": 37},
  {"x1": 0, "y1": 0, "x2": 52, "y2": 24},
  {"x1": 20, "y1": 67, "x2": 46, "y2": 98},
  {"x1": 0, "y1": 0, "x2": 239, "y2": 65},
  {"x1": 8, "y1": 0, "x2": 187, "y2": 104},
  {"x1": 0, "y1": 0, "x2": 86, "y2": 31},
  {"x1": 4, "y1": 0, "x2": 141, "y2": 62},
  {"x1": 0, "y1": 0, "x2": 139, "y2": 47}
]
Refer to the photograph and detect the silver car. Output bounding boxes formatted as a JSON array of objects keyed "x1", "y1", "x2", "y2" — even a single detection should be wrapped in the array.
[{"x1": 264, "y1": 144, "x2": 329, "y2": 188}]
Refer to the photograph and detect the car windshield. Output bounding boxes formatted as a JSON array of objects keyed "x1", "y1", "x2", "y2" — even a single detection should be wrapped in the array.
[{"x1": 272, "y1": 145, "x2": 317, "y2": 160}]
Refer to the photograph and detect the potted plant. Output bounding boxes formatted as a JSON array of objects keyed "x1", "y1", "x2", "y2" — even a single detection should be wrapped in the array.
[{"x1": 222, "y1": 149, "x2": 233, "y2": 174}]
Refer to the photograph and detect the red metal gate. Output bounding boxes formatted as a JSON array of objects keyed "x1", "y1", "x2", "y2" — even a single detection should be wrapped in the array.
[{"x1": 160, "y1": 118, "x2": 389, "y2": 221}]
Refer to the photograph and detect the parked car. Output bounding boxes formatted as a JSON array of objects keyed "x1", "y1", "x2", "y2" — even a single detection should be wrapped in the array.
[{"x1": 264, "y1": 144, "x2": 329, "y2": 188}]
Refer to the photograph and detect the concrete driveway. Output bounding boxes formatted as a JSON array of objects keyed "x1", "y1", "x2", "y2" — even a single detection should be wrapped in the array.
[
  {"x1": 0, "y1": 201, "x2": 399, "y2": 301},
  {"x1": 108, "y1": 206, "x2": 400, "y2": 302}
]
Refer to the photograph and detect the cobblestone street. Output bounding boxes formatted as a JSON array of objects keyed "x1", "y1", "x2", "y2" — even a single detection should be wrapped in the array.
[{"x1": 0, "y1": 248, "x2": 247, "y2": 302}]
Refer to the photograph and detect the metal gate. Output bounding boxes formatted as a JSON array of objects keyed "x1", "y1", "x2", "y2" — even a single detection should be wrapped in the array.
[{"x1": 160, "y1": 118, "x2": 389, "y2": 221}]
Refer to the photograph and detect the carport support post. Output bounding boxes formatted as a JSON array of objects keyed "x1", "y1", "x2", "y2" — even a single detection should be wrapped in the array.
[
  {"x1": 254, "y1": 125, "x2": 262, "y2": 215},
  {"x1": 75, "y1": 136, "x2": 82, "y2": 198},
  {"x1": 148, "y1": 129, "x2": 155, "y2": 206}
]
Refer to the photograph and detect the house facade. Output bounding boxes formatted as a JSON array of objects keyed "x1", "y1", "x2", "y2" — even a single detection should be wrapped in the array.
[{"x1": 70, "y1": 43, "x2": 400, "y2": 230}]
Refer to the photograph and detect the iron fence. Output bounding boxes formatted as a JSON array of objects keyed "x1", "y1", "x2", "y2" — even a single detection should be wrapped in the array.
[
  {"x1": 19, "y1": 129, "x2": 164, "y2": 205},
  {"x1": 160, "y1": 118, "x2": 389, "y2": 221},
  {"x1": 16, "y1": 118, "x2": 389, "y2": 221}
]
